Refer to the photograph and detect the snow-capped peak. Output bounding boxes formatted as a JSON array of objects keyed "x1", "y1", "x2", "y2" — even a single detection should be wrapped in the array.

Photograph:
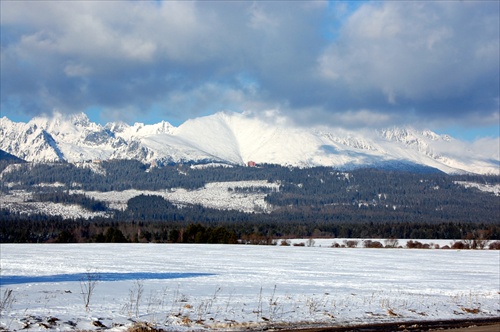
[
  {"x1": 1, "y1": 111, "x2": 498, "y2": 174},
  {"x1": 30, "y1": 112, "x2": 95, "y2": 132}
]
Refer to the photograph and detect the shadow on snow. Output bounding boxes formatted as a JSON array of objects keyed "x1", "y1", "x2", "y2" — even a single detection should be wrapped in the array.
[{"x1": 0, "y1": 272, "x2": 215, "y2": 285}]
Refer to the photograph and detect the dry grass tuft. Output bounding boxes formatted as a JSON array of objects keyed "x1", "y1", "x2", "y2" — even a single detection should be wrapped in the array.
[
  {"x1": 127, "y1": 322, "x2": 166, "y2": 332},
  {"x1": 387, "y1": 308, "x2": 399, "y2": 316},
  {"x1": 462, "y1": 307, "x2": 480, "y2": 314}
]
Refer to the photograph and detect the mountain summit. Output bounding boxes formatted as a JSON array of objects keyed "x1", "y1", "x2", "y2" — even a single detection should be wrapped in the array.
[{"x1": 1, "y1": 112, "x2": 498, "y2": 174}]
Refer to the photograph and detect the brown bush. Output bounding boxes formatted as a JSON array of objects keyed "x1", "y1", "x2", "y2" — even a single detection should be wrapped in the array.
[
  {"x1": 488, "y1": 240, "x2": 500, "y2": 250},
  {"x1": 363, "y1": 240, "x2": 383, "y2": 248},
  {"x1": 344, "y1": 240, "x2": 359, "y2": 248},
  {"x1": 406, "y1": 240, "x2": 432, "y2": 249},
  {"x1": 451, "y1": 241, "x2": 469, "y2": 249},
  {"x1": 407, "y1": 240, "x2": 422, "y2": 249}
]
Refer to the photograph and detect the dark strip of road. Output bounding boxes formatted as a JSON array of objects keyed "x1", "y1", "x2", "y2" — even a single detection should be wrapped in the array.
[{"x1": 267, "y1": 317, "x2": 500, "y2": 332}]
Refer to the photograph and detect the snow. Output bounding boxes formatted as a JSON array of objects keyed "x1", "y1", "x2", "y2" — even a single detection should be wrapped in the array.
[
  {"x1": 1, "y1": 190, "x2": 112, "y2": 219},
  {"x1": 112, "y1": 120, "x2": 175, "y2": 140},
  {"x1": 34, "y1": 182, "x2": 66, "y2": 188},
  {"x1": 189, "y1": 163, "x2": 234, "y2": 169},
  {"x1": 1, "y1": 244, "x2": 498, "y2": 331},
  {"x1": 74, "y1": 161, "x2": 107, "y2": 176},
  {"x1": 2, "y1": 111, "x2": 499, "y2": 174},
  {"x1": 454, "y1": 181, "x2": 500, "y2": 196},
  {"x1": 0, "y1": 181, "x2": 279, "y2": 218},
  {"x1": 0, "y1": 164, "x2": 26, "y2": 179},
  {"x1": 75, "y1": 180, "x2": 280, "y2": 213}
]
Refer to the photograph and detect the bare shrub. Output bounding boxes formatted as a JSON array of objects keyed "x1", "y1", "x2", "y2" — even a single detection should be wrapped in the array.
[
  {"x1": 384, "y1": 238, "x2": 399, "y2": 248},
  {"x1": 464, "y1": 230, "x2": 491, "y2": 249},
  {"x1": 0, "y1": 288, "x2": 15, "y2": 313},
  {"x1": 80, "y1": 270, "x2": 100, "y2": 312},
  {"x1": 267, "y1": 285, "x2": 281, "y2": 321},
  {"x1": 255, "y1": 286, "x2": 263, "y2": 320},
  {"x1": 306, "y1": 238, "x2": 315, "y2": 247},
  {"x1": 306, "y1": 297, "x2": 320, "y2": 315},
  {"x1": 475, "y1": 230, "x2": 492, "y2": 249},
  {"x1": 199, "y1": 286, "x2": 221, "y2": 319},
  {"x1": 122, "y1": 280, "x2": 144, "y2": 318}
]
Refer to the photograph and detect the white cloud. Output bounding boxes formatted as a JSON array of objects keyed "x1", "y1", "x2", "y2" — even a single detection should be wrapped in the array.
[
  {"x1": 318, "y1": 1, "x2": 499, "y2": 111},
  {"x1": 248, "y1": 2, "x2": 279, "y2": 30},
  {"x1": 472, "y1": 137, "x2": 500, "y2": 160},
  {"x1": 64, "y1": 63, "x2": 92, "y2": 78}
]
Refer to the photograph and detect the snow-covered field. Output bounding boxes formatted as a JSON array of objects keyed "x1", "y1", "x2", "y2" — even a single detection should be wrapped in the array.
[{"x1": 1, "y1": 244, "x2": 498, "y2": 331}]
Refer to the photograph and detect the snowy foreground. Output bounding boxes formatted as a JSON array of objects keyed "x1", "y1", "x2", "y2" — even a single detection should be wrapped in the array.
[{"x1": 1, "y1": 244, "x2": 499, "y2": 331}]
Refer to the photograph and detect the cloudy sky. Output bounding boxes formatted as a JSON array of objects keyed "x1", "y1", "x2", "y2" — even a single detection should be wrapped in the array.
[{"x1": 1, "y1": 1, "x2": 499, "y2": 141}]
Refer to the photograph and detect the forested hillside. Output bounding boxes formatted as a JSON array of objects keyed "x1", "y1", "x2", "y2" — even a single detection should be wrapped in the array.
[{"x1": 1, "y1": 160, "x2": 499, "y2": 243}]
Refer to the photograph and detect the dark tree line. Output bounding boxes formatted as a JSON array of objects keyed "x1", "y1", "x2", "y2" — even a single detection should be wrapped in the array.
[
  {"x1": 1, "y1": 160, "x2": 499, "y2": 243},
  {"x1": 32, "y1": 191, "x2": 107, "y2": 212},
  {"x1": 1, "y1": 208, "x2": 498, "y2": 244}
]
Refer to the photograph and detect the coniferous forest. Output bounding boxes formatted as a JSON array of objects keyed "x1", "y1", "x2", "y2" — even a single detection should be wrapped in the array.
[{"x1": 1, "y1": 159, "x2": 499, "y2": 243}]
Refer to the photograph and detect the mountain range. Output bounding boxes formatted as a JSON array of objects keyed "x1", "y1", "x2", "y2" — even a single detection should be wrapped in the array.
[{"x1": 1, "y1": 111, "x2": 498, "y2": 174}]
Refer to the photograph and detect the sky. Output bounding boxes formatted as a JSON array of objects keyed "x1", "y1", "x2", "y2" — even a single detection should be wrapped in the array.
[{"x1": 1, "y1": 0, "x2": 499, "y2": 141}]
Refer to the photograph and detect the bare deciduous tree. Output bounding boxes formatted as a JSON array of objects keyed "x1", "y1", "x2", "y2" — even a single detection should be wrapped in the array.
[{"x1": 384, "y1": 238, "x2": 399, "y2": 248}]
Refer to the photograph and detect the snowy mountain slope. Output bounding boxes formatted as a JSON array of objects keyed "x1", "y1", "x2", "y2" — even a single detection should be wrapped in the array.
[
  {"x1": 0, "y1": 113, "x2": 121, "y2": 162},
  {"x1": 106, "y1": 120, "x2": 175, "y2": 140},
  {"x1": 1, "y1": 111, "x2": 498, "y2": 174},
  {"x1": 0, "y1": 117, "x2": 62, "y2": 162}
]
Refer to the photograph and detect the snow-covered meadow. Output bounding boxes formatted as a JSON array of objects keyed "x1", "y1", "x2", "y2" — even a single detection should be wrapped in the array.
[
  {"x1": 0, "y1": 180, "x2": 280, "y2": 219},
  {"x1": 73, "y1": 180, "x2": 279, "y2": 213},
  {"x1": 1, "y1": 244, "x2": 498, "y2": 331}
]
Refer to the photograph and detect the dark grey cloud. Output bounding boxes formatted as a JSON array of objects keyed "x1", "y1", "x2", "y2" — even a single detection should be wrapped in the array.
[
  {"x1": 1, "y1": 1, "x2": 498, "y2": 133},
  {"x1": 0, "y1": 1, "x2": 325, "y2": 119}
]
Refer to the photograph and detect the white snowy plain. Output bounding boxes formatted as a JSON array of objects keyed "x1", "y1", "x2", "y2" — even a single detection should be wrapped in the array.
[{"x1": 0, "y1": 244, "x2": 499, "y2": 331}]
